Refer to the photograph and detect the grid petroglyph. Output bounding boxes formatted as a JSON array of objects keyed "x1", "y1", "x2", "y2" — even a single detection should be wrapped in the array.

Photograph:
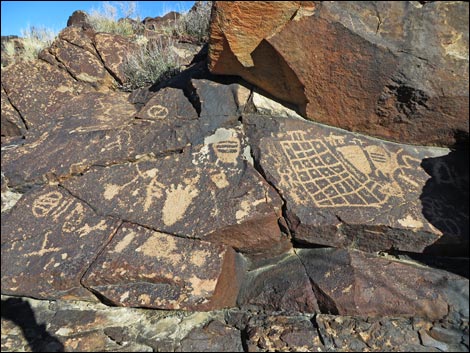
[{"x1": 273, "y1": 131, "x2": 420, "y2": 208}]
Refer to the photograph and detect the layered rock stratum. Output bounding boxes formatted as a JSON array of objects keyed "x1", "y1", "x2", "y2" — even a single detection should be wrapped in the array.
[{"x1": 1, "y1": 1, "x2": 469, "y2": 352}]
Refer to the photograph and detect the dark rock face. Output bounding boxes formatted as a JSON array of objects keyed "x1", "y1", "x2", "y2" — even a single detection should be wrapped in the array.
[
  {"x1": 297, "y1": 248, "x2": 469, "y2": 321},
  {"x1": 177, "y1": 320, "x2": 244, "y2": 352},
  {"x1": 1, "y1": 4, "x2": 469, "y2": 350},
  {"x1": 245, "y1": 114, "x2": 468, "y2": 254},
  {"x1": 82, "y1": 222, "x2": 243, "y2": 310},
  {"x1": 142, "y1": 11, "x2": 181, "y2": 31},
  {"x1": 209, "y1": 1, "x2": 469, "y2": 147},
  {"x1": 244, "y1": 315, "x2": 324, "y2": 352},
  {"x1": 1, "y1": 186, "x2": 120, "y2": 301},
  {"x1": 1, "y1": 60, "x2": 89, "y2": 132},
  {"x1": 66, "y1": 10, "x2": 90, "y2": 28},
  {"x1": 62, "y1": 128, "x2": 288, "y2": 257},
  {"x1": 237, "y1": 253, "x2": 319, "y2": 313}
]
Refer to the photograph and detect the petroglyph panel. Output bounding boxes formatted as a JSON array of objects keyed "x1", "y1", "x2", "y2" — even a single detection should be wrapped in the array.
[
  {"x1": 136, "y1": 87, "x2": 198, "y2": 121},
  {"x1": 1, "y1": 186, "x2": 120, "y2": 301},
  {"x1": 246, "y1": 115, "x2": 454, "y2": 253},
  {"x1": 271, "y1": 130, "x2": 422, "y2": 208},
  {"x1": 82, "y1": 222, "x2": 242, "y2": 310},
  {"x1": 63, "y1": 128, "x2": 287, "y2": 256},
  {"x1": 50, "y1": 91, "x2": 137, "y2": 133}
]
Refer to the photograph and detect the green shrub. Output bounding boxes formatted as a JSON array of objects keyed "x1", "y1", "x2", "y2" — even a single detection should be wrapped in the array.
[
  {"x1": 8, "y1": 26, "x2": 56, "y2": 63},
  {"x1": 122, "y1": 36, "x2": 182, "y2": 90},
  {"x1": 88, "y1": 1, "x2": 141, "y2": 36},
  {"x1": 177, "y1": 1, "x2": 212, "y2": 43}
]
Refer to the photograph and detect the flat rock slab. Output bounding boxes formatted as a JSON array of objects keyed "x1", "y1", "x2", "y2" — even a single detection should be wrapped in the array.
[
  {"x1": 1, "y1": 121, "x2": 184, "y2": 188},
  {"x1": 63, "y1": 127, "x2": 288, "y2": 257},
  {"x1": 1, "y1": 60, "x2": 88, "y2": 133},
  {"x1": 82, "y1": 222, "x2": 243, "y2": 310},
  {"x1": 47, "y1": 91, "x2": 137, "y2": 133},
  {"x1": 94, "y1": 32, "x2": 137, "y2": 85},
  {"x1": 246, "y1": 115, "x2": 466, "y2": 253},
  {"x1": 237, "y1": 252, "x2": 318, "y2": 314},
  {"x1": 1, "y1": 83, "x2": 244, "y2": 188},
  {"x1": 176, "y1": 320, "x2": 244, "y2": 352},
  {"x1": 297, "y1": 248, "x2": 469, "y2": 321},
  {"x1": 1, "y1": 186, "x2": 120, "y2": 301}
]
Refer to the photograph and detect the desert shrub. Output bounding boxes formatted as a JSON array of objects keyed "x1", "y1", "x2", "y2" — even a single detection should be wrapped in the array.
[
  {"x1": 88, "y1": 1, "x2": 141, "y2": 36},
  {"x1": 122, "y1": 36, "x2": 182, "y2": 90},
  {"x1": 16, "y1": 26, "x2": 56, "y2": 62},
  {"x1": 177, "y1": 1, "x2": 212, "y2": 43}
]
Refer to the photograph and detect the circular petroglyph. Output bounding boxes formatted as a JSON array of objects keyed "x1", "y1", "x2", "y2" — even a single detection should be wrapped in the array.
[
  {"x1": 32, "y1": 191, "x2": 63, "y2": 218},
  {"x1": 148, "y1": 104, "x2": 169, "y2": 120}
]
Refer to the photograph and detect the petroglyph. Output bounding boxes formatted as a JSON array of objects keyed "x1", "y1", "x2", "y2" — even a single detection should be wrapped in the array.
[
  {"x1": 421, "y1": 196, "x2": 468, "y2": 237},
  {"x1": 210, "y1": 171, "x2": 229, "y2": 188},
  {"x1": 32, "y1": 191, "x2": 65, "y2": 218},
  {"x1": 62, "y1": 203, "x2": 86, "y2": 233},
  {"x1": 137, "y1": 233, "x2": 180, "y2": 265},
  {"x1": 148, "y1": 104, "x2": 169, "y2": 119},
  {"x1": 26, "y1": 232, "x2": 61, "y2": 257},
  {"x1": 213, "y1": 139, "x2": 240, "y2": 165},
  {"x1": 137, "y1": 166, "x2": 165, "y2": 212},
  {"x1": 162, "y1": 178, "x2": 200, "y2": 226},
  {"x1": 272, "y1": 131, "x2": 423, "y2": 208}
]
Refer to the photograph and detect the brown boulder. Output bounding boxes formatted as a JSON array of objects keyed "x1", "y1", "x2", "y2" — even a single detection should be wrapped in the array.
[
  {"x1": 82, "y1": 222, "x2": 244, "y2": 310},
  {"x1": 209, "y1": 1, "x2": 469, "y2": 146},
  {"x1": 94, "y1": 32, "x2": 138, "y2": 85},
  {"x1": 245, "y1": 114, "x2": 467, "y2": 254},
  {"x1": 142, "y1": 12, "x2": 181, "y2": 31},
  {"x1": 67, "y1": 10, "x2": 90, "y2": 28},
  {"x1": 245, "y1": 315, "x2": 324, "y2": 352},
  {"x1": 237, "y1": 252, "x2": 319, "y2": 313},
  {"x1": 1, "y1": 85, "x2": 26, "y2": 140},
  {"x1": 297, "y1": 248, "x2": 469, "y2": 321}
]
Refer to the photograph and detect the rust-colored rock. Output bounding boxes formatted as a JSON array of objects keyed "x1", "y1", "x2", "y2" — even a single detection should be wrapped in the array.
[
  {"x1": 82, "y1": 222, "x2": 243, "y2": 310},
  {"x1": 297, "y1": 248, "x2": 469, "y2": 321},
  {"x1": 209, "y1": 1, "x2": 469, "y2": 146},
  {"x1": 246, "y1": 114, "x2": 468, "y2": 254},
  {"x1": 1, "y1": 186, "x2": 120, "y2": 301}
]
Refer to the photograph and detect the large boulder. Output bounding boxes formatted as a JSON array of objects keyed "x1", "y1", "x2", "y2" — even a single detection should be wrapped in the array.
[
  {"x1": 245, "y1": 114, "x2": 468, "y2": 254},
  {"x1": 297, "y1": 248, "x2": 469, "y2": 321},
  {"x1": 209, "y1": 1, "x2": 469, "y2": 147}
]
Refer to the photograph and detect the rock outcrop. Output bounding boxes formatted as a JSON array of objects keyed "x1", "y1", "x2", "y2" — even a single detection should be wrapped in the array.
[
  {"x1": 209, "y1": 1, "x2": 469, "y2": 147},
  {"x1": 1, "y1": 3, "x2": 469, "y2": 352}
]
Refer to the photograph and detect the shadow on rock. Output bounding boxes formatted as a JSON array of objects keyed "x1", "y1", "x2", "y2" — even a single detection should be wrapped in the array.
[
  {"x1": 1, "y1": 298, "x2": 64, "y2": 352},
  {"x1": 420, "y1": 138, "x2": 469, "y2": 258}
]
